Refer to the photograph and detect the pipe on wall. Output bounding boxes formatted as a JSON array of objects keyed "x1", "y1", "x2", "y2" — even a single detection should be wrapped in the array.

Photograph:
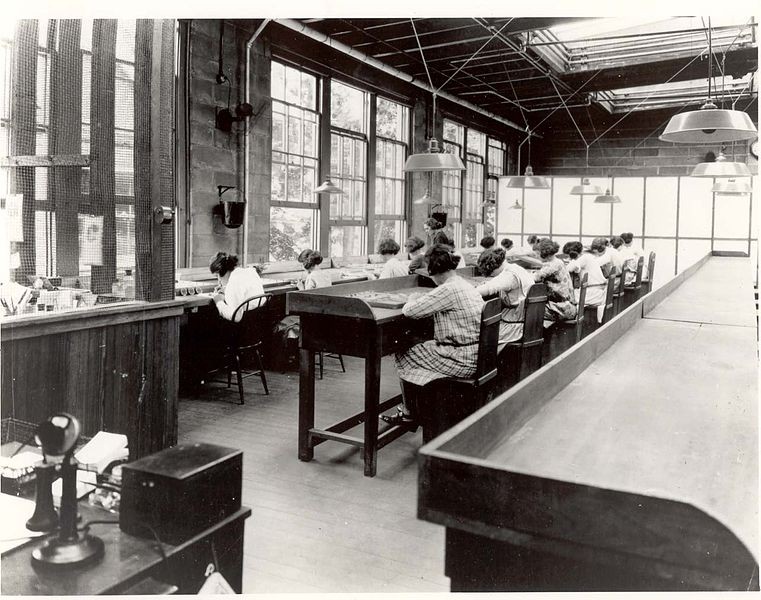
[{"x1": 275, "y1": 18, "x2": 528, "y2": 136}]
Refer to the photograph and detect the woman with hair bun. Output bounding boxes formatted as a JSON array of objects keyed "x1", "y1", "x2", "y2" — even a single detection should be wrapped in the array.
[
  {"x1": 378, "y1": 238, "x2": 409, "y2": 279},
  {"x1": 533, "y1": 239, "x2": 576, "y2": 324},
  {"x1": 299, "y1": 250, "x2": 332, "y2": 290},
  {"x1": 476, "y1": 247, "x2": 533, "y2": 347},
  {"x1": 563, "y1": 240, "x2": 607, "y2": 321},
  {"x1": 209, "y1": 251, "x2": 264, "y2": 322},
  {"x1": 382, "y1": 244, "x2": 484, "y2": 428}
]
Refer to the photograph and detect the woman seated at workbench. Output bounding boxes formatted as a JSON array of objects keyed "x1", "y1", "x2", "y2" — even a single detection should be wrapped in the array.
[
  {"x1": 610, "y1": 235, "x2": 636, "y2": 284},
  {"x1": 405, "y1": 236, "x2": 426, "y2": 274},
  {"x1": 533, "y1": 239, "x2": 577, "y2": 325},
  {"x1": 299, "y1": 250, "x2": 332, "y2": 289},
  {"x1": 210, "y1": 252, "x2": 264, "y2": 322},
  {"x1": 475, "y1": 248, "x2": 532, "y2": 347},
  {"x1": 431, "y1": 231, "x2": 467, "y2": 269},
  {"x1": 563, "y1": 241, "x2": 607, "y2": 322},
  {"x1": 378, "y1": 239, "x2": 410, "y2": 279},
  {"x1": 382, "y1": 244, "x2": 485, "y2": 428}
]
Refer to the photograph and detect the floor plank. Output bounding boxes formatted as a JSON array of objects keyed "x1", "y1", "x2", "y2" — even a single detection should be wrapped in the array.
[{"x1": 178, "y1": 355, "x2": 450, "y2": 593}]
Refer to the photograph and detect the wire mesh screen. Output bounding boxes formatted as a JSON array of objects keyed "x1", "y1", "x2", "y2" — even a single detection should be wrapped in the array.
[{"x1": 1, "y1": 19, "x2": 174, "y2": 309}]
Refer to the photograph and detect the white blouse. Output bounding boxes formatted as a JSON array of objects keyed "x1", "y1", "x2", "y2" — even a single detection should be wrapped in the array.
[{"x1": 215, "y1": 267, "x2": 265, "y2": 321}]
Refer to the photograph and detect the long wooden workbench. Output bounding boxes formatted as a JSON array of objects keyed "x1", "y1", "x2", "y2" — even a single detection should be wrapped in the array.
[{"x1": 418, "y1": 256, "x2": 758, "y2": 591}]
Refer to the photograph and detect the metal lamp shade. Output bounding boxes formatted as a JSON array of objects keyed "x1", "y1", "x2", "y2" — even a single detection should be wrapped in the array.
[
  {"x1": 712, "y1": 178, "x2": 752, "y2": 195},
  {"x1": 594, "y1": 189, "x2": 621, "y2": 204},
  {"x1": 570, "y1": 178, "x2": 604, "y2": 195},
  {"x1": 314, "y1": 179, "x2": 344, "y2": 194},
  {"x1": 413, "y1": 191, "x2": 437, "y2": 205},
  {"x1": 660, "y1": 103, "x2": 757, "y2": 144},
  {"x1": 505, "y1": 166, "x2": 550, "y2": 189},
  {"x1": 691, "y1": 153, "x2": 751, "y2": 177},
  {"x1": 404, "y1": 138, "x2": 466, "y2": 172},
  {"x1": 508, "y1": 200, "x2": 523, "y2": 210}
]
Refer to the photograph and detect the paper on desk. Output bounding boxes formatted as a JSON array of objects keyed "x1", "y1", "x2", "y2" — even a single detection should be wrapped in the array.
[
  {"x1": 0, "y1": 451, "x2": 42, "y2": 472},
  {"x1": 75, "y1": 431, "x2": 128, "y2": 474},
  {"x1": 0, "y1": 494, "x2": 45, "y2": 554}
]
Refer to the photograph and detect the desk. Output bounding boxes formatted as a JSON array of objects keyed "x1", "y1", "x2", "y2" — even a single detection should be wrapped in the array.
[
  {"x1": 1, "y1": 499, "x2": 251, "y2": 595},
  {"x1": 419, "y1": 257, "x2": 758, "y2": 591},
  {"x1": 288, "y1": 274, "x2": 437, "y2": 477}
]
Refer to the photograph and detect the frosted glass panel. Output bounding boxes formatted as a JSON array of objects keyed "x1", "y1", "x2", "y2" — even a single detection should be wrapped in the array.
[
  {"x1": 644, "y1": 238, "x2": 676, "y2": 286},
  {"x1": 581, "y1": 177, "x2": 610, "y2": 237},
  {"x1": 714, "y1": 185, "x2": 750, "y2": 238},
  {"x1": 497, "y1": 177, "x2": 523, "y2": 234},
  {"x1": 712, "y1": 240, "x2": 749, "y2": 253},
  {"x1": 611, "y1": 177, "x2": 644, "y2": 236},
  {"x1": 678, "y1": 177, "x2": 713, "y2": 237},
  {"x1": 677, "y1": 239, "x2": 711, "y2": 273},
  {"x1": 644, "y1": 177, "x2": 678, "y2": 237},
  {"x1": 551, "y1": 178, "x2": 581, "y2": 235},
  {"x1": 523, "y1": 188, "x2": 551, "y2": 235}
]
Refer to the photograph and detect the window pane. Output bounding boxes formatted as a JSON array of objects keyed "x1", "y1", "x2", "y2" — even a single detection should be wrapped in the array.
[
  {"x1": 678, "y1": 176, "x2": 712, "y2": 237},
  {"x1": 714, "y1": 181, "x2": 751, "y2": 238},
  {"x1": 611, "y1": 177, "x2": 644, "y2": 237},
  {"x1": 373, "y1": 219, "x2": 405, "y2": 246},
  {"x1": 581, "y1": 177, "x2": 610, "y2": 236},
  {"x1": 497, "y1": 178, "x2": 522, "y2": 234},
  {"x1": 643, "y1": 237, "x2": 676, "y2": 287},
  {"x1": 331, "y1": 81, "x2": 366, "y2": 133},
  {"x1": 330, "y1": 225, "x2": 365, "y2": 257},
  {"x1": 551, "y1": 177, "x2": 581, "y2": 235},
  {"x1": 644, "y1": 177, "x2": 678, "y2": 237},
  {"x1": 677, "y1": 239, "x2": 711, "y2": 272},
  {"x1": 269, "y1": 206, "x2": 315, "y2": 261},
  {"x1": 271, "y1": 61, "x2": 285, "y2": 101},
  {"x1": 376, "y1": 97, "x2": 409, "y2": 141},
  {"x1": 523, "y1": 188, "x2": 551, "y2": 236}
]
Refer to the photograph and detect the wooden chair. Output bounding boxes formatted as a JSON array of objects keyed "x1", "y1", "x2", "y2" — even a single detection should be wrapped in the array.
[
  {"x1": 542, "y1": 274, "x2": 588, "y2": 362},
  {"x1": 623, "y1": 256, "x2": 645, "y2": 306},
  {"x1": 640, "y1": 251, "x2": 656, "y2": 293},
  {"x1": 316, "y1": 351, "x2": 345, "y2": 380},
  {"x1": 208, "y1": 294, "x2": 270, "y2": 404},
  {"x1": 612, "y1": 267, "x2": 627, "y2": 315},
  {"x1": 496, "y1": 283, "x2": 548, "y2": 393},
  {"x1": 600, "y1": 274, "x2": 617, "y2": 325},
  {"x1": 415, "y1": 298, "x2": 502, "y2": 443}
]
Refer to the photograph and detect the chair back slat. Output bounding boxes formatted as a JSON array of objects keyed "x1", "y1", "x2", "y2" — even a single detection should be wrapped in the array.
[
  {"x1": 521, "y1": 283, "x2": 548, "y2": 347},
  {"x1": 601, "y1": 274, "x2": 617, "y2": 324},
  {"x1": 574, "y1": 273, "x2": 588, "y2": 341},
  {"x1": 647, "y1": 251, "x2": 656, "y2": 290},
  {"x1": 474, "y1": 298, "x2": 502, "y2": 379}
]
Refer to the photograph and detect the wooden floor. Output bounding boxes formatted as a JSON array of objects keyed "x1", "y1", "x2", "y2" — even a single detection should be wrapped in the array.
[{"x1": 178, "y1": 355, "x2": 450, "y2": 593}]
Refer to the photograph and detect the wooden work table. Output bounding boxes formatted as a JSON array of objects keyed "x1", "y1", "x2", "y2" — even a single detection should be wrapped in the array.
[
  {"x1": 288, "y1": 273, "x2": 442, "y2": 477},
  {"x1": 418, "y1": 256, "x2": 758, "y2": 591}
]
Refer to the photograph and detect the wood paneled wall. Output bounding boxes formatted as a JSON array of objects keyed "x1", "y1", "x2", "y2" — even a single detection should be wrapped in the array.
[{"x1": 2, "y1": 305, "x2": 182, "y2": 458}]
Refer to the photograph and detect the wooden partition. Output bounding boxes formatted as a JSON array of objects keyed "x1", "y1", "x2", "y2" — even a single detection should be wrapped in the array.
[{"x1": 1, "y1": 302, "x2": 184, "y2": 458}]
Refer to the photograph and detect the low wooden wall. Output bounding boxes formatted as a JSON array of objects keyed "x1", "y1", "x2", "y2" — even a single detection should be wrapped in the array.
[{"x1": 1, "y1": 301, "x2": 185, "y2": 459}]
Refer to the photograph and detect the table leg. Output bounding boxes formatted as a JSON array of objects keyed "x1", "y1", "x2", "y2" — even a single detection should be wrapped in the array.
[
  {"x1": 298, "y1": 348, "x2": 315, "y2": 462},
  {"x1": 363, "y1": 342, "x2": 381, "y2": 477}
]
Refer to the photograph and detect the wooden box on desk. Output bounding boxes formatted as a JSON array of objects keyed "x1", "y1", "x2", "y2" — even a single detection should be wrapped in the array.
[{"x1": 120, "y1": 442, "x2": 242, "y2": 545}]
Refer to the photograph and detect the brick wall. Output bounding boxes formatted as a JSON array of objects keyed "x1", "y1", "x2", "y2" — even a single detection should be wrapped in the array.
[{"x1": 187, "y1": 19, "x2": 254, "y2": 267}]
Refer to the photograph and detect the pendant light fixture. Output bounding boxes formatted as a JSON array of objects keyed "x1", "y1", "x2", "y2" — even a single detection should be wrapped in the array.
[
  {"x1": 506, "y1": 133, "x2": 550, "y2": 189},
  {"x1": 691, "y1": 150, "x2": 751, "y2": 177},
  {"x1": 712, "y1": 178, "x2": 752, "y2": 195},
  {"x1": 508, "y1": 199, "x2": 523, "y2": 210},
  {"x1": 571, "y1": 177, "x2": 604, "y2": 196},
  {"x1": 660, "y1": 18, "x2": 757, "y2": 144},
  {"x1": 314, "y1": 179, "x2": 344, "y2": 194},
  {"x1": 594, "y1": 188, "x2": 621, "y2": 204}
]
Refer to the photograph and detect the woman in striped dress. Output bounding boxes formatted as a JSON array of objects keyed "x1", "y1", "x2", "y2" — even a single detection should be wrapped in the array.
[{"x1": 382, "y1": 244, "x2": 484, "y2": 427}]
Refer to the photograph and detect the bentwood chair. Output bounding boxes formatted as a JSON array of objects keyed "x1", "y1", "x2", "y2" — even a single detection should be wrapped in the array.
[
  {"x1": 623, "y1": 256, "x2": 645, "y2": 307},
  {"x1": 414, "y1": 298, "x2": 502, "y2": 443},
  {"x1": 210, "y1": 294, "x2": 270, "y2": 404}
]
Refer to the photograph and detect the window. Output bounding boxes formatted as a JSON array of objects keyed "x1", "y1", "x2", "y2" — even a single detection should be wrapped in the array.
[
  {"x1": 485, "y1": 138, "x2": 506, "y2": 237},
  {"x1": 442, "y1": 119, "x2": 464, "y2": 239},
  {"x1": 269, "y1": 61, "x2": 319, "y2": 260},
  {"x1": 463, "y1": 129, "x2": 486, "y2": 247},
  {"x1": 374, "y1": 97, "x2": 409, "y2": 248},
  {"x1": 329, "y1": 81, "x2": 368, "y2": 257}
]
